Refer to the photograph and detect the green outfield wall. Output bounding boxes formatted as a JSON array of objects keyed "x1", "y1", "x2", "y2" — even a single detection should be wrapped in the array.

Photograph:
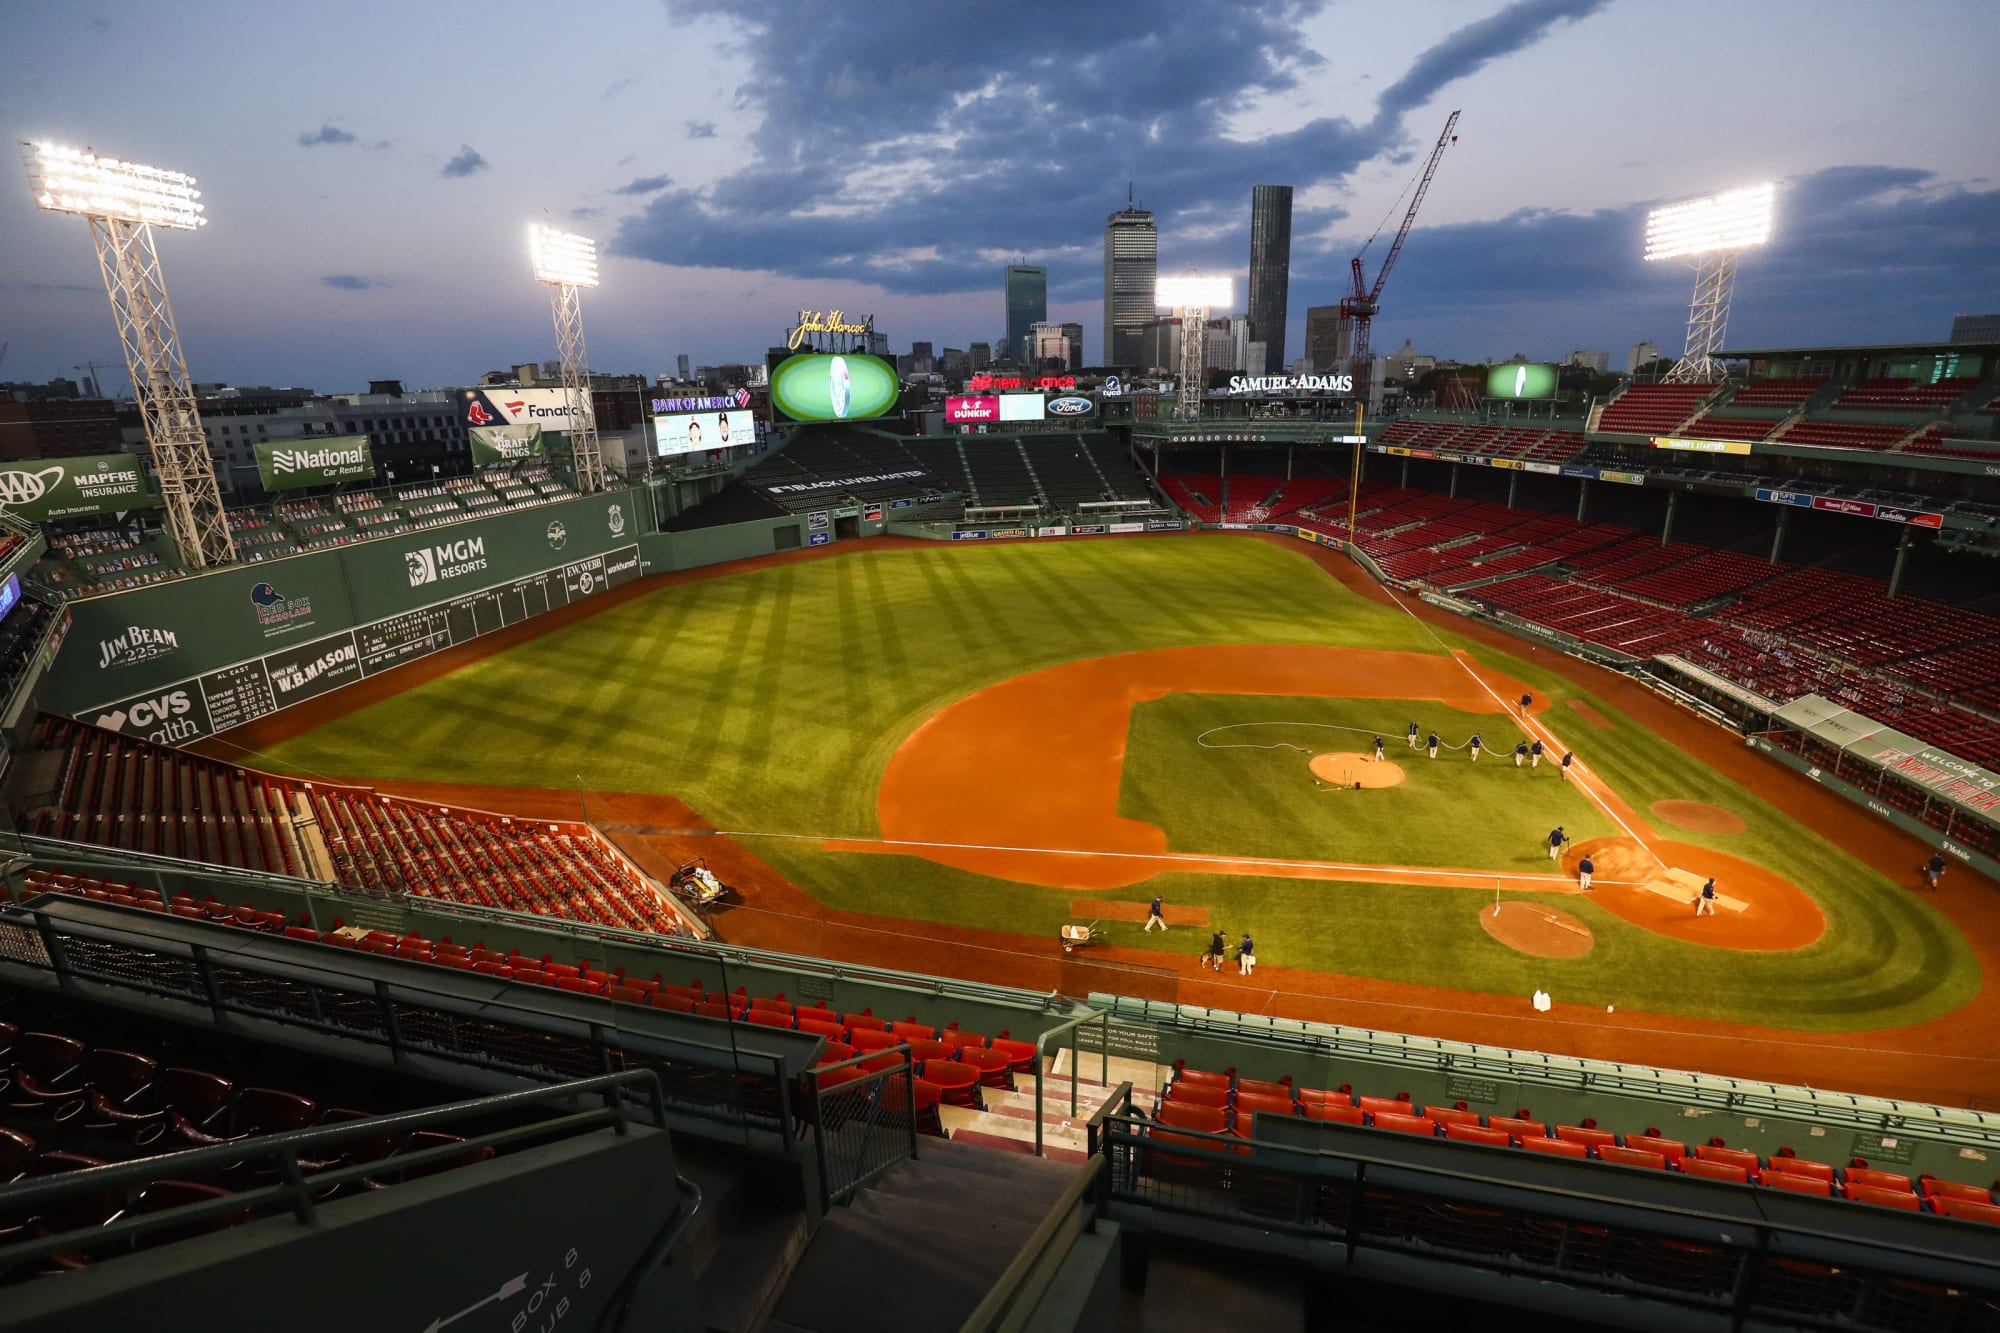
[{"x1": 44, "y1": 488, "x2": 649, "y2": 746}]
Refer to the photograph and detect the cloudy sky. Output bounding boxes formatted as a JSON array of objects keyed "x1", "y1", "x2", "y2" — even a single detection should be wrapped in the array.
[{"x1": 3, "y1": 0, "x2": 1997, "y2": 391}]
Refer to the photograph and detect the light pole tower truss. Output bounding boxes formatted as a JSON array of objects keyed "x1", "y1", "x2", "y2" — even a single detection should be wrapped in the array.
[
  {"x1": 1645, "y1": 183, "x2": 1774, "y2": 385},
  {"x1": 529, "y1": 225, "x2": 607, "y2": 494},
  {"x1": 1157, "y1": 274, "x2": 1232, "y2": 423},
  {"x1": 23, "y1": 143, "x2": 235, "y2": 568}
]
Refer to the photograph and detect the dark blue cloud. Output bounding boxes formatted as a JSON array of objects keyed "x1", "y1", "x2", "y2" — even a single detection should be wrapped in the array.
[
  {"x1": 298, "y1": 125, "x2": 356, "y2": 147},
  {"x1": 570, "y1": 206, "x2": 607, "y2": 222},
  {"x1": 441, "y1": 144, "x2": 489, "y2": 178},
  {"x1": 685, "y1": 120, "x2": 716, "y2": 139},
  {"x1": 603, "y1": 76, "x2": 637, "y2": 100},
  {"x1": 1326, "y1": 166, "x2": 2000, "y2": 358},
  {"x1": 611, "y1": 174, "x2": 672, "y2": 196},
  {"x1": 321, "y1": 274, "x2": 386, "y2": 291},
  {"x1": 618, "y1": 0, "x2": 1605, "y2": 300}
]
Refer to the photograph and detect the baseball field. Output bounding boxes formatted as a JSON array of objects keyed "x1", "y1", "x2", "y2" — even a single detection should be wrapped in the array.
[{"x1": 225, "y1": 532, "x2": 1999, "y2": 1101}]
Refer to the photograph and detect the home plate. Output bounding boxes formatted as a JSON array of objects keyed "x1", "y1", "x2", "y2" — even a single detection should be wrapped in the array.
[{"x1": 1644, "y1": 867, "x2": 1746, "y2": 913}]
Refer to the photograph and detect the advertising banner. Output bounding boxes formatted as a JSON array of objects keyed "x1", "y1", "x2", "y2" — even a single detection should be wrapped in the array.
[
  {"x1": 1071, "y1": 524, "x2": 1108, "y2": 535},
  {"x1": 999, "y1": 393, "x2": 1045, "y2": 422},
  {"x1": 1560, "y1": 466, "x2": 1597, "y2": 479},
  {"x1": 767, "y1": 352, "x2": 899, "y2": 423},
  {"x1": 1488, "y1": 458, "x2": 1524, "y2": 471},
  {"x1": 653, "y1": 409, "x2": 754, "y2": 456},
  {"x1": 949, "y1": 530, "x2": 989, "y2": 541},
  {"x1": 1486, "y1": 364, "x2": 1558, "y2": 400},
  {"x1": 1755, "y1": 487, "x2": 1815, "y2": 508},
  {"x1": 469, "y1": 424, "x2": 546, "y2": 466},
  {"x1": 78, "y1": 539, "x2": 644, "y2": 747},
  {"x1": 0, "y1": 573, "x2": 19, "y2": 626},
  {"x1": 946, "y1": 396, "x2": 1000, "y2": 424},
  {"x1": 1651, "y1": 436, "x2": 1752, "y2": 455},
  {"x1": 0, "y1": 453, "x2": 159, "y2": 522},
  {"x1": 1599, "y1": 470, "x2": 1646, "y2": 485},
  {"x1": 459, "y1": 388, "x2": 575, "y2": 432},
  {"x1": 1045, "y1": 395, "x2": 1096, "y2": 418},
  {"x1": 255, "y1": 437, "x2": 375, "y2": 491},
  {"x1": 1523, "y1": 462, "x2": 1562, "y2": 475}
]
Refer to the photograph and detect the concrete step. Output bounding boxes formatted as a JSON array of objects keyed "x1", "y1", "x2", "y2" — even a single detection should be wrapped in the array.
[
  {"x1": 762, "y1": 1208, "x2": 1020, "y2": 1333},
  {"x1": 864, "y1": 1165, "x2": 1067, "y2": 1225}
]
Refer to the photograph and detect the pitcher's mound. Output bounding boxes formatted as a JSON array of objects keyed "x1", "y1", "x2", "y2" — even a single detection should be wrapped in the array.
[
  {"x1": 1309, "y1": 752, "x2": 1406, "y2": 788},
  {"x1": 1482, "y1": 901, "x2": 1594, "y2": 958}
]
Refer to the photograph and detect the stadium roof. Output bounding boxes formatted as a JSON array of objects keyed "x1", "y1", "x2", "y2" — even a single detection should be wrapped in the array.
[{"x1": 1721, "y1": 339, "x2": 1999, "y2": 358}]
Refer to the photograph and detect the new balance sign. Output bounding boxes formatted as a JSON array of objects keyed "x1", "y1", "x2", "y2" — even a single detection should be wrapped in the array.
[
  {"x1": 405, "y1": 536, "x2": 489, "y2": 587},
  {"x1": 255, "y1": 437, "x2": 374, "y2": 491}
]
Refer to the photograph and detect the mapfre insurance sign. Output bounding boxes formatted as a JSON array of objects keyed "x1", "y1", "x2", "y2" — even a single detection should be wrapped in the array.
[{"x1": 459, "y1": 388, "x2": 576, "y2": 432}]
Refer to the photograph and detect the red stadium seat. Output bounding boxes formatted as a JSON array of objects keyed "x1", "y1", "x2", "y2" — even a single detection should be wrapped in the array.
[
  {"x1": 1932, "y1": 1196, "x2": 2000, "y2": 1226},
  {"x1": 1300, "y1": 1101, "x2": 1364, "y2": 1125},
  {"x1": 1625, "y1": 1135, "x2": 1687, "y2": 1163},
  {"x1": 1679, "y1": 1158, "x2": 1750, "y2": 1185},
  {"x1": 1556, "y1": 1125, "x2": 1617, "y2": 1152},
  {"x1": 1487, "y1": 1115, "x2": 1545, "y2": 1139},
  {"x1": 1597, "y1": 1145, "x2": 1668, "y2": 1171},
  {"x1": 1163, "y1": 1082, "x2": 1230, "y2": 1109},
  {"x1": 1845, "y1": 1168, "x2": 1913, "y2": 1194},
  {"x1": 1766, "y1": 1156, "x2": 1836, "y2": 1183},
  {"x1": 1425, "y1": 1106, "x2": 1481, "y2": 1128},
  {"x1": 1763, "y1": 1170, "x2": 1832, "y2": 1198},
  {"x1": 1848, "y1": 1184, "x2": 1922, "y2": 1211},
  {"x1": 1693, "y1": 1144, "x2": 1761, "y2": 1172},
  {"x1": 1372, "y1": 1112, "x2": 1436, "y2": 1137},
  {"x1": 1443, "y1": 1123, "x2": 1510, "y2": 1148}
]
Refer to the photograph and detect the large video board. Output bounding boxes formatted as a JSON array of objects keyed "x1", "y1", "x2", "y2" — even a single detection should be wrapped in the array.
[
  {"x1": 767, "y1": 352, "x2": 899, "y2": 423},
  {"x1": 654, "y1": 409, "x2": 756, "y2": 456}
]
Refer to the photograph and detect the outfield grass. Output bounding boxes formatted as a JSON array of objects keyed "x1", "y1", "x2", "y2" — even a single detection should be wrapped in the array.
[
  {"x1": 1118, "y1": 693, "x2": 1613, "y2": 870},
  {"x1": 250, "y1": 535, "x2": 1980, "y2": 1030}
]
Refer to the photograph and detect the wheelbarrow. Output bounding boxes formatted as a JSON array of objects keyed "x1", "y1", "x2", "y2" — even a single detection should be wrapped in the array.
[{"x1": 1060, "y1": 921, "x2": 1101, "y2": 954}]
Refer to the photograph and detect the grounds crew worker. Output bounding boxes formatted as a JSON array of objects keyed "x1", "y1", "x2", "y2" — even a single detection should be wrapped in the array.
[
  {"x1": 1531, "y1": 739, "x2": 1544, "y2": 768},
  {"x1": 1578, "y1": 854, "x2": 1595, "y2": 891},
  {"x1": 1206, "y1": 930, "x2": 1228, "y2": 971},
  {"x1": 1925, "y1": 854, "x2": 1947, "y2": 890},
  {"x1": 1145, "y1": 894, "x2": 1167, "y2": 932},
  {"x1": 1514, "y1": 740, "x2": 1529, "y2": 768},
  {"x1": 1427, "y1": 731, "x2": 1440, "y2": 759},
  {"x1": 1469, "y1": 732, "x2": 1482, "y2": 762},
  {"x1": 1407, "y1": 721, "x2": 1420, "y2": 749},
  {"x1": 1373, "y1": 735, "x2": 1385, "y2": 762},
  {"x1": 1547, "y1": 826, "x2": 1566, "y2": 861},
  {"x1": 1238, "y1": 931, "x2": 1256, "y2": 977},
  {"x1": 1694, "y1": 877, "x2": 1718, "y2": 916}
]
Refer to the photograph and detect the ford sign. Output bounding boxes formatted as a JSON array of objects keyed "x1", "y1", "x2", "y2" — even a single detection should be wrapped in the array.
[{"x1": 1047, "y1": 396, "x2": 1095, "y2": 417}]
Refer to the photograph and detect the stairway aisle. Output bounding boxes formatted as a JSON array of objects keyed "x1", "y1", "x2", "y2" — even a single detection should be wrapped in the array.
[{"x1": 761, "y1": 1138, "x2": 1080, "y2": 1333}]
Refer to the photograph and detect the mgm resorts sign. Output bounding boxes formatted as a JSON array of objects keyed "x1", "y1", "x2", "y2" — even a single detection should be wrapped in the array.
[
  {"x1": 786, "y1": 308, "x2": 870, "y2": 350},
  {"x1": 1227, "y1": 373, "x2": 1355, "y2": 395}
]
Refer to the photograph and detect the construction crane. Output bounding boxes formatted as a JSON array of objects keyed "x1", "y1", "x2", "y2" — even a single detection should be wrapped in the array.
[
  {"x1": 1341, "y1": 109, "x2": 1459, "y2": 548},
  {"x1": 1341, "y1": 109, "x2": 1459, "y2": 395},
  {"x1": 75, "y1": 359, "x2": 123, "y2": 399}
]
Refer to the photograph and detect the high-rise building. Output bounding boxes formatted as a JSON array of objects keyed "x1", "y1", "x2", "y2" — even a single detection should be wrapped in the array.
[
  {"x1": 969, "y1": 342, "x2": 992, "y2": 372},
  {"x1": 1564, "y1": 349, "x2": 1610, "y2": 372},
  {"x1": 1004, "y1": 265, "x2": 1048, "y2": 366},
  {"x1": 1627, "y1": 341, "x2": 1662, "y2": 375},
  {"x1": 1102, "y1": 204, "x2": 1157, "y2": 368},
  {"x1": 1246, "y1": 185, "x2": 1293, "y2": 375},
  {"x1": 1029, "y1": 322, "x2": 1086, "y2": 371},
  {"x1": 1951, "y1": 313, "x2": 2000, "y2": 344},
  {"x1": 676, "y1": 353, "x2": 691, "y2": 380},
  {"x1": 1304, "y1": 306, "x2": 1351, "y2": 372}
]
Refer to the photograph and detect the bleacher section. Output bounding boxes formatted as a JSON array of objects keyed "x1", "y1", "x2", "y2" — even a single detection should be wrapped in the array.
[
  {"x1": 32, "y1": 464, "x2": 580, "y2": 600},
  {"x1": 1726, "y1": 377, "x2": 1827, "y2": 408},
  {"x1": 1594, "y1": 381, "x2": 1717, "y2": 436},
  {"x1": 27, "y1": 720, "x2": 686, "y2": 936},
  {"x1": 1834, "y1": 377, "x2": 1980, "y2": 411},
  {"x1": 1776, "y1": 419, "x2": 1919, "y2": 452},
  {"x1": 1136, "y1": 1061, "x2": 2000, "y2": 1223},
  {"x1": 1374, "y1": 418, "x2": 1587, "y2": 464}
]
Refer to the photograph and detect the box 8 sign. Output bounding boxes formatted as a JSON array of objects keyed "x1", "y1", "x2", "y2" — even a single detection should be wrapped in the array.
[{"x1": 654, "y1": 409, "x2": 754, "y2": 456}]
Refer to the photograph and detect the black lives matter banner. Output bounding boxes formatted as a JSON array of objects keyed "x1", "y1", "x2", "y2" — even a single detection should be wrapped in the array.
[{"x1": 84, "y1": 545, "x2": 643, "y2": 747}]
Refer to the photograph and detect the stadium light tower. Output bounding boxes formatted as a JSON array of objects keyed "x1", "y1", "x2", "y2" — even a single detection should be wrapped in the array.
[
  {"x1": 21, "y1": 142, "x2": 236, "y2": 568},
  {"x1": 1645, "y1": 183, "x2": 1774, "y2": 383},
  {"x1": 1155, "y1": 273, "x2": 1232, "y2": 421},
  {"x1": 528, "y1": 223, "x2": 607, "y2": 494}
]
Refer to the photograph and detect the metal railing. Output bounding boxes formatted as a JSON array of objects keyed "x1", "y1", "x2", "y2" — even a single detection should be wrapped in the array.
[
  {"x1": 805, "y1": 1044, "x2": 920, "y2": 1208},
  {"x1": 1086, "y1": 995, "x2": 2000, "y2": 1152},
  {"x1": 1088, "y1": 1089, "x2": 2000, "y2": 1332},
  {"x1": 0, "y1": 902, "x2": 804, "y2": 1143},
  {"x1": 957, "y1": 1156, "x2": 1105, "y2": 1333},
  {"x1": 0, "y1": 1071, "x2": 678, "y2": 1273}
]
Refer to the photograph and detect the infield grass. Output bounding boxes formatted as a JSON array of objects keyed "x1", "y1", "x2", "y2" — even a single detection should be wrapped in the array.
[
  {"x1": 248, "y1": 535, "x2": 1981, "y2": 1030},
  {"x1": 1119, "y1": 693, "x2": 1613, "y2": 870}
]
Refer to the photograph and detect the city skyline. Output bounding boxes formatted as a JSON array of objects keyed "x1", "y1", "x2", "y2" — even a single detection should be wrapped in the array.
[{"x1": 3, "y1": 0, "x2": 1997, "y2": 389}]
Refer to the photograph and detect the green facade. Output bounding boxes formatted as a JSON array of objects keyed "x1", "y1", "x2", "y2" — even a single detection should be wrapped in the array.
[{"x1": 47, "y1": 488, "x2": 649, "y2": 746}]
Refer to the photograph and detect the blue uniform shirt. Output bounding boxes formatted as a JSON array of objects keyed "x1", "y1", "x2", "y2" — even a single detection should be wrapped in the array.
[
  {"x1": 1471, "y1": 733, "x2": 1482, "y2": 747},
  {"x1": 1531, "y1": 740, "x2": 1544, "y2": 755},
  {"x1": 1701, "y1": 879, "x2": 1716, "y2": 898},
  {"x1": 1579, "y1": 857, "x2": 1594, "y2": 874},
  {"x1": 1239, "y1": 935, "x2": 1253, "y2": 956},
  {"x1": 1549, "y1": 829, "x2": 1564, "y2": 847},
  {"x1": 1150, "y1": 896, "x2": 1163, "y2": 916}
]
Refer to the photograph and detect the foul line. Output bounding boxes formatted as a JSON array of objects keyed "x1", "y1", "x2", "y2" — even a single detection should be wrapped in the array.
[
  {"x1": 719, "y1": 828, "x2": 1645, "y2": 888},
  {"x1": 1372, "y1": 577, "x2": 1666, "y2": 870}
]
